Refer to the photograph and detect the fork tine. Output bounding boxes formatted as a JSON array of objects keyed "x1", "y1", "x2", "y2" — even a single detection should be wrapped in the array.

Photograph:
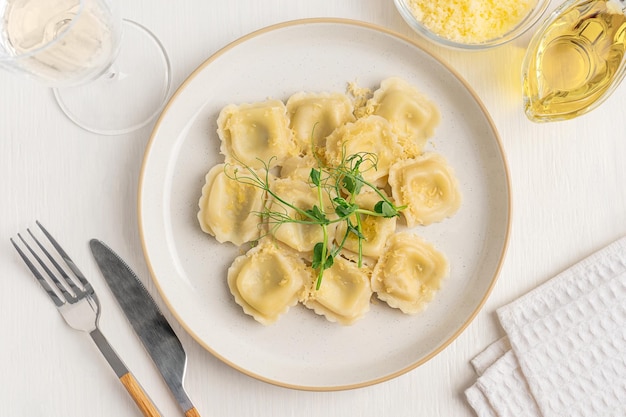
[
  {"x1": 27, "y1": 227, "x2": 86, "y2": 298},
  {"x1": 10, "y1": 237, "x2": 65, "y2": 307},
  {"x1": 17, "y1": 231, "x2": 78, "y2": 302},
  {"x1": 36, "y1": 221, "x2": 94, "y2": 295}
]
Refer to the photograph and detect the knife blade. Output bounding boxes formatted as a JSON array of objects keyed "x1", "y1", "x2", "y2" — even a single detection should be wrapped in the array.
[{"x1": 89, "y1": 239, "x2": 201, "y2": 417}]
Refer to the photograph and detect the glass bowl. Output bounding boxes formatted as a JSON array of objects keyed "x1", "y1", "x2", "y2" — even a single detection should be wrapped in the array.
[{"x1": 393, "y1": 0, "x2": 551, "y2": 50}]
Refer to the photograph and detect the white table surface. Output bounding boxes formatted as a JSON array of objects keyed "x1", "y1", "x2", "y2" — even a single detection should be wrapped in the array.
[{"x1": 2, "y1": 1, "x2": 626, "y2": 416}]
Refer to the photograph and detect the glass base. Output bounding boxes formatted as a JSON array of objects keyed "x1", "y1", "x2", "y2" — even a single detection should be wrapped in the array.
[{"x1": 53, "y1": 19, "x2": 172, "y2": 135}]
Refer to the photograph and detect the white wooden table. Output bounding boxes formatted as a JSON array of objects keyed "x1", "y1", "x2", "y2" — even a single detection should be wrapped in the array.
[{"x1": 2, "y1": 1, "x2": 626, "y2": 416}]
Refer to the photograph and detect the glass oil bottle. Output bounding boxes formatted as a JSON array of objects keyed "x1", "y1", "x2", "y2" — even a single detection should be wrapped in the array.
[{"x1": 522, "y1": 0, "x2": 626, "y2": 122}]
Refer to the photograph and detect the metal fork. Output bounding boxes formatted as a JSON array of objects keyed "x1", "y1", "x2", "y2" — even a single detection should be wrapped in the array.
[{"x1": 10, "y1": 221, "x2": 162, "y2": 417}]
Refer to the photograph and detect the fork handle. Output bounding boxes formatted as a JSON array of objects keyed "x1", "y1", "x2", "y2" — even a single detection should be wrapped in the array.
[
  {"x1": 119, "y1": 373, "x2": 162, "y2": 417},
  {"x1": 90, "y1": 329, "x2": 162, "y2": 417},
  {"x1": 185, "y1": 408, "x2": 201, "y2": 417}
]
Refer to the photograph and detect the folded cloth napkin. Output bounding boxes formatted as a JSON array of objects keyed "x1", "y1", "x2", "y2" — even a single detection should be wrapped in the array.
[{"x1": 465, "y1": 237, "x2": 626, "y2": 417}]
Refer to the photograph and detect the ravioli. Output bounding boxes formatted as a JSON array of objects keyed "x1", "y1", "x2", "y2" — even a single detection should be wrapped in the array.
[
  {"x1": 268, "y1": 178, "x2": 337, "y2": 253},
  {"x1": 325, "y1": 115, "x2": 404, "y2": 186},
  {"x1": 217, "y1": 99, "x2": 298, "y2": 169},
  {"x1": 279, "y1": 154, "x2": 319, "y2": 182},
  {"x1": 227, "y1": 239, "x2": 309, "y2": 325},
  {"x1": 334, "y1": 190, "x2": 397, "y2": 258},
  {"x1": 304, "y1": 256, "x2": 372, "y2": 325},
  {"x1": 388, "y1": 152, "x2": 461, "y2": 227},
  {"x1": 365, "y1": 77, "x2": 440, "y2": 157},
  {"x1": 371, "y1": 232, "x2": 448, "y2": 314},
  {"x1": 197, "y1": 163, "x2": 266, "y2": 245},
  {"x1": 286, "y1": 91, "x2": 355, "y2": 155}
]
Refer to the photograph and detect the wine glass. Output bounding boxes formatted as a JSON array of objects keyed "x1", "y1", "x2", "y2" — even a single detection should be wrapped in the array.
[{"x1": 0, "y1": 0, "x2": 171, "y2": 135}]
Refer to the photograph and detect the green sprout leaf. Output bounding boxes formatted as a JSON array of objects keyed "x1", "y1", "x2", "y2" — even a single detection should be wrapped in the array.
[
  {"x1": 374, "y1": 200, "x2": 398, "y2": 218},
  {"x1": 333, "y1": 197, "x2": 357, "y2": 217},
  {"x1": 312, "y1": 242, "x2": 333, "y2": 270},
  {"x1": 309, "y1": 168, "x2": 321, "y2": 186},
  {"x1": 305, "y1": 205, "x2": 329, "y2": 224},
  {"x1": 347, "y1": 223, "x2": 365, "y2": 239},
  {"x1": 311, "y1": 242, "x2": 324, "y2": 269},
  {"x1": 341, "y1": 173, "x2": 364, "y2": 195}
]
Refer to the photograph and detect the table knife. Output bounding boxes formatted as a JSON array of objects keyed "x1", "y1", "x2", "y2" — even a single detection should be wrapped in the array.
[{"x1": 89, "y1": 239, "x2": 201, "y2": 417}]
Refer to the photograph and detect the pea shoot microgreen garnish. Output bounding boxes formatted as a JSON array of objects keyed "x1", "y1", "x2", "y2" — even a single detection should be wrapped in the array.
[{"x1": 226, "y1": 149, "x2": 405, "y2": 290}]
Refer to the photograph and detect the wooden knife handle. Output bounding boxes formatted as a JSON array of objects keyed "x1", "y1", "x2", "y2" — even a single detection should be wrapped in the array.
[
  {"x1": 185, "y1": 407, "x2": 201, "y2": 417},
  {"x1": 120, "y1": 372, "x2": 162, "y2": 417}
]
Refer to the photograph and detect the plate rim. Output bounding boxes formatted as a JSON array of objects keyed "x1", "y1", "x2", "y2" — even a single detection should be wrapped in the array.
[{"x1": 137, "y1": 17, "x2": 512, "y2": 391}]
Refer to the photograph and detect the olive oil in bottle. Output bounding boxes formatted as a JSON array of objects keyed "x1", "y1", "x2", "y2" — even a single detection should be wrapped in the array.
[{"x1": 522, "y1": 0, "x2": 626, "y2": 122}]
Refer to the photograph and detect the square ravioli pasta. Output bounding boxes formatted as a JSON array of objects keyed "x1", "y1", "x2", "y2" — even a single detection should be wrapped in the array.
[
  {"x1": 303, "y1": 255, "x2": 373, "y2": 325},
  {"x1": 268, "y1": 177, "x2": 338, "y2": 253},
  {"x1": 324, "y1": 115, "x2": 404, "y2": 186},
  {"x1": 227, "y1": 238, "x2": 310, "y2": 325},
  {"x1": 286, "y1": 91, "x2": 356, "y2": 155},
  {"x1": 364, "y1": 77, "x2": 440, "y2": 158},
  {"x1": 371, "y1": 232, "x2": 449, "y2": 314},
  {"x1": 217, "y1": 99, "x2": 299, "y2": 169},
  {"x1": 197, "y1": 163, "x2": 267, "y2": 246},
  {"x1": 388, "y1": 152, "x2": 462, "y2": 227},
  {"x1": 334, "y1": 190, "x2": 398, "y2": 258}
]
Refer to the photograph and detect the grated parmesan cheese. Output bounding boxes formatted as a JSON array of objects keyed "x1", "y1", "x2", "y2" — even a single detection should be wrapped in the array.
[{"x1": 406, "y1": 0, "x2": 535, "y2": 44}]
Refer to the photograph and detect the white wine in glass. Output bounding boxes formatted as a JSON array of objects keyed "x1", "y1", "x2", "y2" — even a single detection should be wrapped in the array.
[{"x1": 0, "y1": 0, "x2": 171, "y2": 135}]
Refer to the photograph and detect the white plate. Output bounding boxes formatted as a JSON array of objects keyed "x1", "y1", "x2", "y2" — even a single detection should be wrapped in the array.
[{"x1": 138, "y1": 18, "x2": 511, "y2": 391}]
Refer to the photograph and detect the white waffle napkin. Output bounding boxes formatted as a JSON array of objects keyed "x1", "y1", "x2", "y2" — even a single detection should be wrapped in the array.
[{"x1": 465, "y1": 237, "x2": 626, "y2": 417}]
